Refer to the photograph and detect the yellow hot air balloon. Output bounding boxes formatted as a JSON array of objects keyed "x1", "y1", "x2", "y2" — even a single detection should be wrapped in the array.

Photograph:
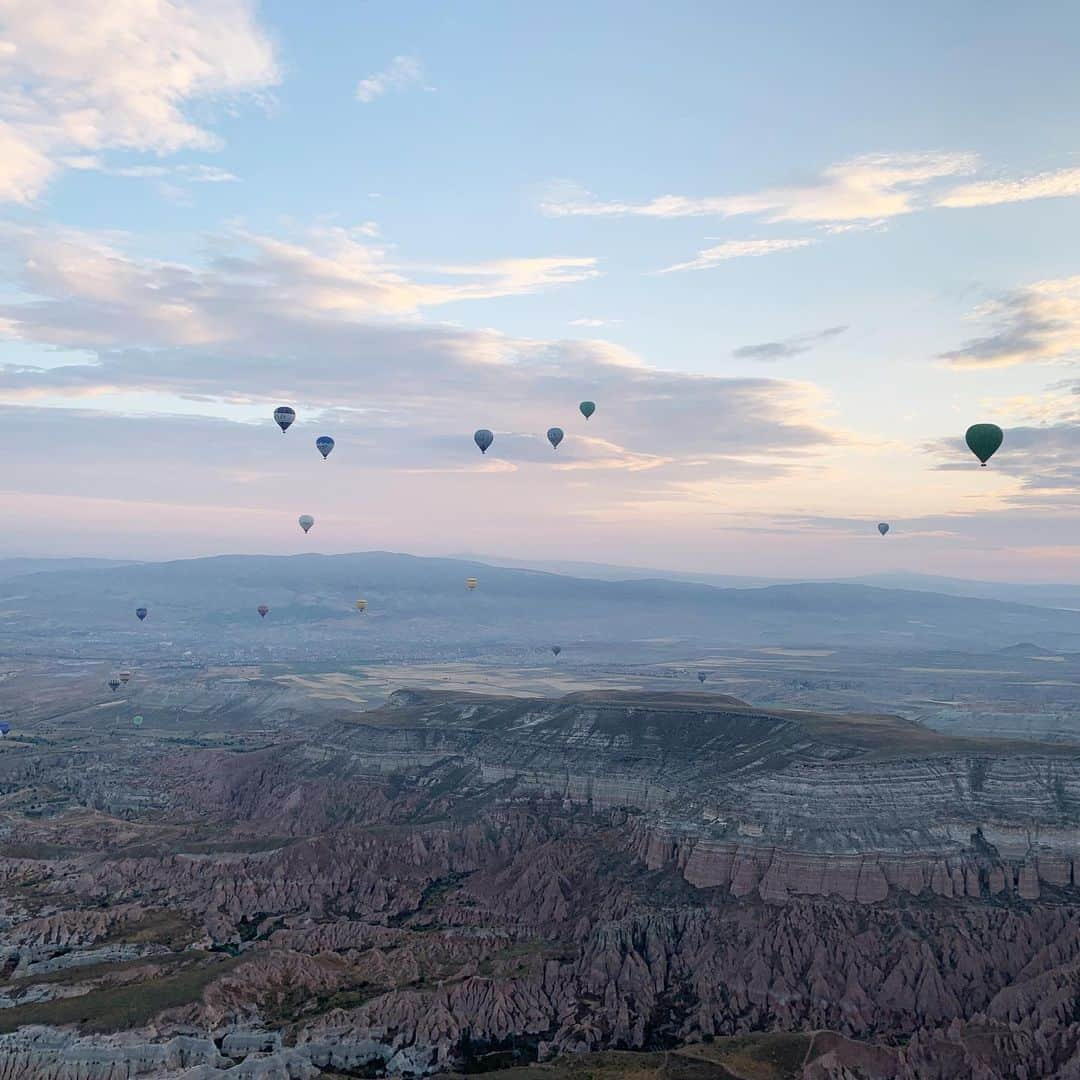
[
  {"x1": 465, "y1": 577, "x2": 478, "y2": 591},
  {"x1": 356, "y1": 599, "x2": 368, "y2": 614}
]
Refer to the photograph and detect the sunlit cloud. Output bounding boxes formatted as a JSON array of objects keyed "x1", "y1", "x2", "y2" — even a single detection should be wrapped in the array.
[
  {"x1": 658, "y1": 237, "x2": 814, "y2": 273},
  {"x1": 355, "y1": 55, "x2": 426, "y2": 103},
  {"x1": 938, "y1": 166, "x2": 1080, "y2": 209},
  {"x1": 0, "y1": 0, "x2": 278, "y2": 202},
  {"x1": 541, "y1": 152, "x2": 978, "y2": 224},
  {"x1": 941, "y1": 276, "x2": 1080, "y2": 368}
]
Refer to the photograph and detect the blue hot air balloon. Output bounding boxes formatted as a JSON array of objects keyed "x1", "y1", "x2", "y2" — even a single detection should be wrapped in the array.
[
  {"x1": 474, "y1": 429, "x2": 494, "y2": 454},
  {"x1": 135, "y1": 607, "x2": 148, "y2": 622},
  {"x1": 316, "y1": 435, "x2": 335, "y2": 460},
  {"x1": 878, "y1": 522, "x2": 890, "y2": 536},
  {"x1": 579, "y1": 401, "x2": 596, "y2": 420},
  {"x1": 273, "y1": 406, "x2": 296, "y2": 433},
  {"x1": 0, "y1": 721, "x2": 9, "y2": 737},
  {"x1": 547, "y1": 427, "x2": 564, "y2": 450}
]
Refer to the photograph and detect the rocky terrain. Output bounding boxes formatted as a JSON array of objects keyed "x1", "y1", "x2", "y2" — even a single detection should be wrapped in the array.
[{"x1": 2, "y1": 688, "x2": 1080, "y2": 1077}]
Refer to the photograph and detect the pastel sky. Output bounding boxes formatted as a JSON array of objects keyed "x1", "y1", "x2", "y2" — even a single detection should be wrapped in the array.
[{"x1": 1, "y1": 0, "x2": 1079, "y2": 580}]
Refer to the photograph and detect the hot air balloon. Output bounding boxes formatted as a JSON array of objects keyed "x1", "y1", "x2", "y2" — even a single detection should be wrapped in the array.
[
  {"x1": 579, "y1": 401, "x2": 596, "y2": 420},
  {"x1": 316, "y1": 435, "x2": 335, "y2": 460},
  {"x1": 474, "y1": 429, "x2": 494, "y2": 454},
  {"x1": 298, "y1": 515, "x2": 314, "y2": 534},
  {"x1": 108, "y1": 678, "x2": 121, "y2": 692},
  {"x1": 551, "y1": 645, "x2": 562, "y2": 656},
  {"x1": 119, "y1": 671, "x2": 132, "y2": 685},
  {"x1": 356, "y1": 599, "x2": 368, "y2": 614},
  {"x1": 878, "y1": 522, "x2": 890, "y2": 536},
  {"x1": 547, "y1": 427, "x2": 564, "y2": 450},
  {"x1": 698, "y1": 672, "x2": 707, "y2": 684},
  {"x1": 273, "y1": 406, "x2": 296, "y2": 433},
  {"x1": 257, "y1": 604, "x2": 269, "y2": 618},
  {"x1": 0, "y1": 721, "x2": 9, "y2": 737},
  {"x1": 135, "y1": 608, "x2": 147, "y2": 622},
  {"x1": 465, "y1": 577, "x2": 478, "y2": 591},
  {"x1": 965, "y1": 423, "x2": 1004, "y2": 466},
  {"x1": 132, "y1": 715, "x2": 143, "y2": 727}
]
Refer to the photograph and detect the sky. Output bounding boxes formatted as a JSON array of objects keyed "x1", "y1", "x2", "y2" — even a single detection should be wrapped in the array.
[{"x1": 0, "y1": 0, "x2": 1079, "y2": 581}]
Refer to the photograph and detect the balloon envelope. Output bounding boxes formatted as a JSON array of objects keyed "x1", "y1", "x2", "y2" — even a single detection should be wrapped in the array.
[
  {"x1": 878, "y1": 522, "x2": 890, "y2": 536},
  {"x1": 0, "y1": 722, "x2": 9, "y2": 736},
  {"x1": 965, "y1": 423, "x2": 1004, "y2": 466},
  {"x1": 316, "y1": 435, "x2": 335, "y2": 459},
  {"x1": 108, "y1": 679, "x2": 121, "y2": 691},
  {"x1": 474, "y1": 429, "x2": 494, "y2": 454},
  {"x1": 356, "y1": 599, "x2": 368, "y2": 613},
  {"x1": 298, "y1": 515, "x2": 314, "y2": 533},
  {"x1": 547, "y1": 427, "x2": 564, "y2": 449},
  {"x1": 135, "y1": 607, "x2": 147, "y2": 622},
  {"x1": 273, "y1": 406, "x2": 295, "y2": 433},
  {"x1": 465, "y1": 577, "x2": 478, "y2": 591},
  {"x1": 119, "y1": 672, "x2": 131, "y2": 684},
  {"x1": 698, "y1": 672, "x2": 707, "y2": 684},
  {"x1": 132, "y1": 715, "x2": 143, "y2": 727},
  {"x1": 551, "y1": 645, "x2": 561, "y2": 656},
  {"x1": 579, "y1": 401, "x2": 596, "y2": 420},
  {"x1": 257, "y1": 604, "x2": 269, "y2": 617}
]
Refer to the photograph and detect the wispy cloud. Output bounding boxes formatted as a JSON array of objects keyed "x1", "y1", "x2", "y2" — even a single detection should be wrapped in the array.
[
  {"x1": 355, "y1": 55, "x2": 426, "y2": 103},
  {"x1": 0, "y1": 0, "x2": 278, "y2": 203},
  {"x1": 734, "y1": 325, "x2": 848, "y2": 361},
  {"x1": 542, "y1": 152, "x2": 977, "y2": 224},
  {"x1": 938, "y1": 166, "x2": 1080, "y2": 209},
  {"x1": 570, "y1": 317, "x2": 620, "y2": 327},
  {"x1": 941, "y1": 276, "x2": 1080, "y2": 368},
  {"x1": 658, "y1": 237, "x2": 813, "y2": 273}
]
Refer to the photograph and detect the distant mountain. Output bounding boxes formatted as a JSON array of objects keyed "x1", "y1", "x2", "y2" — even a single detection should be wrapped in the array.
[
  {"x1": 3, "y1": 550, "x2": 1080, "y2": 652},
  {"x1": 0, "y1": 557, "x2": 138, "y2": 581},
  {"x1": 455, "y1": 554, "x2": 1080, "y2": 612},
  {"x1": 845, "y1": 572, "x2": 1080, "y2": 611}
]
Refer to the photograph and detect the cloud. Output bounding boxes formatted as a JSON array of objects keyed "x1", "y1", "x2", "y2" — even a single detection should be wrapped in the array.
[
  {"x1": 658, "y1": 237, "x2": 814, "y2": 273},
  {"x1": 0, "y1": 224, "x2": 598, "y2": 354},
  {"x1": 0, "y1": 0, "x2": 278, "y2": 202},
  {"x1": 541, "y1": 152, "x2": 978, "y2": 224},
  {"x1": 733, "y1": 325, "x2": 848, "y2": 362},
  {"x1": 938, "y1": 166, "x2": 1080, "y2": 209},
  {"x1": 940, "y1": 276, "x2": 1080, "y2": 368},
  {"x1": 569, "y1": 317, "x2": 619, "y2": 327},
  {"x1": 931, "y1": 421, "x2": 1080, "y2": 500},
  {"x1": 355, "y1": 55, "x2": 425, "y2": 103},
  {"x1": 0, "y1": 222, "x2": 839, "y2": 494}
]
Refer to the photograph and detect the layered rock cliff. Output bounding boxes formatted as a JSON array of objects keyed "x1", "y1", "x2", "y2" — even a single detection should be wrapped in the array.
[{"x1": 2, "y1": 689, "x2": 1080, "y2": 1078}]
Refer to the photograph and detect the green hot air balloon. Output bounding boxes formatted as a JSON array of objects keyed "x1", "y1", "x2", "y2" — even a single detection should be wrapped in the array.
[
  {"x1": 965, "y1": 424, "x2": 1003, "y2": 467},
  {"x1": 579, "y1": 401, "x2": 596, "y2": 420},
  {"x1": 132, "y1": 714, "x2": 144, "y2": 727}
]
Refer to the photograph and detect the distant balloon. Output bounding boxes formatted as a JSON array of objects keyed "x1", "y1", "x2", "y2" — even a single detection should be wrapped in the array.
[
  {"x1": 298, "y1": 515, "x2": 314, "y2": 534},
  {"x1": 132, "y1": 715, "x2": 143, "y2": 727},
  {"x1": 551, "y1": 645, "x2": 562, "y2": 656},
  {"x1": 698, "y1": 672, "x2": 707, "y2": 684},
  {"x1": 579, "y1": 401, "x2": 596, "y2": 420},
  {"x1": 547, "y1": 427, "x2": 564, "y2": 450},
  {"x1": 135, "y1": 607, "x2": 147, "y2": 622},
  {"x1": 0, "y1": 721, "x2": 9, "y2": 737},
  {"x1": 878, "y1": 522, "x2": 890, "y2": 536},
  {"x1": 119, "y1": 671, "x2": 132, "y2": 685},
  {"x1": 965, "y1": 423, "x2": 1004, "y2": 466},
  {"x1": 474, "y1": 429, "x2": 494, "y2": 454},
  {"x1": 108, "y1": 678, "x2": 121, "y2": 692},
  {"x1": 356, "y1": 599, "x2": 368, "y2": 614},
  {"x1": 465, "y1": 577, "x2": 478, "y2": 591},
  {"x1": 273, "y1": 406, "x2": 296, "y2": 433},
  {"x1": 257, "y1": 604, "x2": 269, "y2": 618},
  {"x1": 316, "y1": 435, "x2": 335, "y2": 460}
]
